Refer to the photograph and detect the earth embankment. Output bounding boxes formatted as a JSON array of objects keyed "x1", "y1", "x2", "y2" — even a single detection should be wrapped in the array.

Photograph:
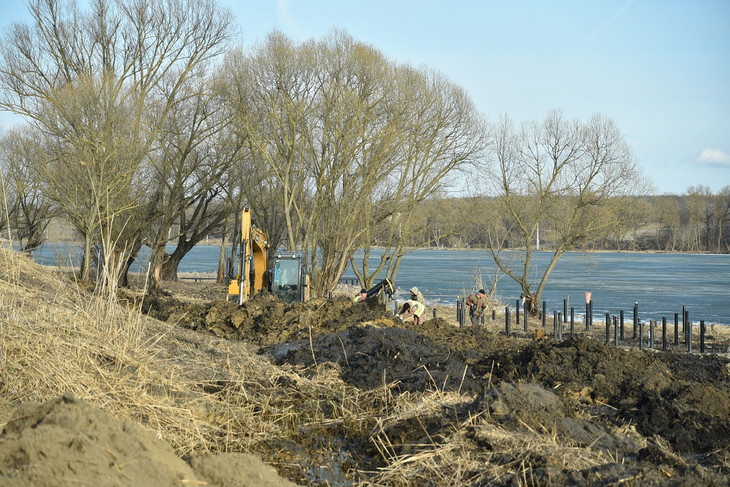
[{"x1": 1, "y1": 249, "x2": 729, "y2": 486}]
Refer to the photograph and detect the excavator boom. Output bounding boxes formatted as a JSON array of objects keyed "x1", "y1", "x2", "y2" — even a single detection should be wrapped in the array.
[
  {"x1": 228, "y1": 209, "x2": 269, "y2": 304},
  {"x1": 227, "y1": 208, "x2": 309, "y2": 304}
]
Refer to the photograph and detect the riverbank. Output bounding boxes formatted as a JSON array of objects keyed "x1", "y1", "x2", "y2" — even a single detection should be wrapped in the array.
[
  {"x1": 2, "y1": 247, "x2": 730, "y2": 485},
  {"x1": 11, "y1": 240, "x2": 730, "y2": 325},
  {"x1": 5, "y1": 248, "x2": 730, "y2": 487},
  {"x1": 183, "y1": 274, "x2": 730, "y2": 354}
]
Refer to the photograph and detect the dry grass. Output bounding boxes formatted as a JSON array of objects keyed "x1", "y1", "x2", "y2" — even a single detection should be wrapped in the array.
[{"x1": 0, "y1": 248, "x2": 397, "y2": 464}]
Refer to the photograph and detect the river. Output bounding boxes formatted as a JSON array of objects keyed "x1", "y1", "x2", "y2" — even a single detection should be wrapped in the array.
[{"x1": 28, "y1": 244, "x2": 730, "y2": 326}]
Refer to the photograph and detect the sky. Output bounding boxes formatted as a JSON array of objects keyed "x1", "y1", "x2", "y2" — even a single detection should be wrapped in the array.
[{"x1": 0, "y1": 0, "x2": 728, "y2": 195}]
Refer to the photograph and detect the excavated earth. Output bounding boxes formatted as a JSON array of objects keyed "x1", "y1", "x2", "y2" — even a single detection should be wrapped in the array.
[
  {"x1": 136, "y1": 284, "x2": 730, "y2": 486},
  {"x1": 5, "y1": 268, "x2": 728, "y2": 486}
]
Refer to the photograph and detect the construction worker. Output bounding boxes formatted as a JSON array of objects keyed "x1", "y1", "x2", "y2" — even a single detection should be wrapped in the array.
[
  {"x1": 399, "y1": 300, "x2": 426, "y2": 325},
  {"x1": 410, "y1": 287, "x2": 425, "y2": 305},
  {"x1": 466, "y1": 289, "x2": 488, "y2": 326},
  {"x1": 353, "y1": 289, "x2": 368, "y2": 302}
]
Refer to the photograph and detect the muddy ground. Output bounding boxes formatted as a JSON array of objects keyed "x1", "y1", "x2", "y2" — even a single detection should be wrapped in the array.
[
  {"x1": 2, "y1": 263, "x2": 729, "y2": 486},
  {"x1": 135, "y1": 281, "x2": 730, "y2": 485}
]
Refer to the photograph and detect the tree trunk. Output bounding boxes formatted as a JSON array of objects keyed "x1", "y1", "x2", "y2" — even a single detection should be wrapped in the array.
[
  {"x1": 118, "y1": 235, "x2": 144, "y2": 288},
  {"x1": 81, "y1": 233, "x2": 92, "y2": 280},
  {"x1": 217, "y1": 216, "x2": 231, "y2": 283}
]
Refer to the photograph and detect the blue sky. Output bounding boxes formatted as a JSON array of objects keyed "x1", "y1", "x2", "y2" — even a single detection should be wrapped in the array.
[{"x1": 1, "y1": 0, "x2": 728, "y2": 195}]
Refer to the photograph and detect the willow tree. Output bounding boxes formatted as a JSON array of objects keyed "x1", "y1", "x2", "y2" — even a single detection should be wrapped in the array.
[
  {"x1": 0, "y1": 128, "x2": 56, "y2": 252},
  {"x1": 223, "y1": 30, "x2": 403, "y2": 296},
  {"x1": 485, "y1": 110, "x2": 648, "y2": 313},
  {"x1": 0, "y1": 0, "x2": 235, "y2": 282},
  {"x1": 224, "y1": 30, "x2": 488, "y2": 296},
  {"x1": 353, "y1": 65, "x2": 489, "y2": 289},
  {"x1": 139, "y1": 74, "x2": 238, "y2": 288}
]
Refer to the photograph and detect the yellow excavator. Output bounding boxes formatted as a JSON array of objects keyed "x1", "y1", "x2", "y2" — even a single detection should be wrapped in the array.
[{"x1": 227, "y1": 209, "x2": 310, "y2": 304}]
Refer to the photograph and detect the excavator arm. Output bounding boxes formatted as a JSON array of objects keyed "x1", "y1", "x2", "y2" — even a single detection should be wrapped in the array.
[{"x1": 228, "y1": 209, "x2": 269, "y2": 304}]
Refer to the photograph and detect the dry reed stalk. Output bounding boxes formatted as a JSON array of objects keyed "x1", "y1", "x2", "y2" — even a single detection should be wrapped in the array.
[
  {"x1": 0, "y1": 248, "x2": 330, "y2": 458},
  {"x1": 365, "y1": 386, "x2": 632, "y2": 487}
]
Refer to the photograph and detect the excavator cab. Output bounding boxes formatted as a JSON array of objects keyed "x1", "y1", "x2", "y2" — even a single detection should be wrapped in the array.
[{"x1": 270, "y1": 251, "x2": 310, "y2": 304}]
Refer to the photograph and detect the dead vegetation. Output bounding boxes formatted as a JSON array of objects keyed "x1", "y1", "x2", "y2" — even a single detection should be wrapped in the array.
[{"x1": 1, "y1": 246, "x2": 729, "y2": 486}]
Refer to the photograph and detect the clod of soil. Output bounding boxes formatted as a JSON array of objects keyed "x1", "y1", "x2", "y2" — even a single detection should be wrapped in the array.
[{"x1": 0, "y1": 394, "x2": 296, "y2": 487}]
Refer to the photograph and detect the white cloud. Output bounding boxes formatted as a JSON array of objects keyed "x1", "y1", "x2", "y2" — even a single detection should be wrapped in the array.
[{"x1": 696, "y1": 149, "x2": 730, "y2": 167}]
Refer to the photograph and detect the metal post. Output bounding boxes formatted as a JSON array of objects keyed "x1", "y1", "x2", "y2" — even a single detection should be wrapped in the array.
[
  {"x1": 570, "y1": 307, "x2": 575, "y2": 338},
  {"x1": 662, "y1": 317, "x2": 667, "y2": 351},
  {"x1": 613, "y1": 316, "x2": 618, "y2": 347},
  {"x1": 505, "y1": 306, "x2": 511, "y2": 336},
  {"x1": 700, "y1": 320, "x2": 705, "y2": 353},
  {"x1": 515, "y1": 299, "x2": 520, "y2": 325},
  {"x1": 649, "y1": 319, "x2": 654, "y2": 349},
  {"x1": 605, "y1": 313, "x2": 611, "y2": 343},
  {"x1": 585, "y1": 302, "x2": 590, "y2": 331},
  {"x1": 639, "y1": 320, "x2": 644, "y2": 351},
  {"x1": 588, "y1": 299, "x2": 593, "y2": 326},
  {"x1": 558, "y1": 312, "x2": 563, "y2": 340},
  {"x1": 687, "y1": 317, "x2": 692, "y2": 353},
  {"x1": 633, "y1": 302, "x2": 638, "y2": 339},
  {"x1": 523, "y1": 300, "x2": 528, "y2": 333},
  {"x1": 674, "y1": 313, "x2": 679, "y2": 346},
  {"x1": 619, "y1": 310, "x2": 624, "y2": 341},
  {"x1": 557, "y1": 312, "x2": 562, "y2": 339},
  {"x1": 553, "y1": 310, "x2": 558, "y2": 338}
]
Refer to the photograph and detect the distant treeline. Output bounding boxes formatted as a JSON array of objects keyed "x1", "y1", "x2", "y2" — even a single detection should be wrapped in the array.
[{"x1": 402, "y1": 188, "x2": 730, "y2": 253}]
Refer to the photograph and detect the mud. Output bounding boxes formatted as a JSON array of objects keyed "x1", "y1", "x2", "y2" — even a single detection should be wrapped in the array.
[
  {"x1": 0, "y1": 394, "x2": 297, "y2": 487},
  {"x1": 136, "y1": 286, "x2": 730, "y2": 485}
]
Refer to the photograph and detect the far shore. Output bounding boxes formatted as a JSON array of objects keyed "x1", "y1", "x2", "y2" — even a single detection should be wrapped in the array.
[{"x1": 6, "y1": 239, "x2": 728, "y2": 255}]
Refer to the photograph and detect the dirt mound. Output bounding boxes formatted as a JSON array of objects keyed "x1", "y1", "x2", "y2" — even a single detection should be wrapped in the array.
[
  {"x1": 141, "y1": 285, "x2": 730, "y2": 463},
  {"x1": 0, "y1": 394, "x2": 296, "y2": 487},
  {"x1": 141, "y1": 290, "x2": 398, "y2": 346}
]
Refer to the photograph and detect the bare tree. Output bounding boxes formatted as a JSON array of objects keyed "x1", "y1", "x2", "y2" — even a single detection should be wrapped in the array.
[
  {"x1": 140, "y1": 74, "x2": 236, "y2": 288},
  {"x1": 224, "y1": 30, "x2": 487, "y2": 296},
  {"x1": 716, "y1": 186, "x2": 730, "y2": 252},
  {"x1": 485, "y1": 110, "x2": 648, "y2": 313},
  {"x1": 601, "y1": 196, "x2": 651, "y2": 250},
  {"x1": 354, "y1": 65, "x2": 489, "y2": 289},
  {"x1": 0, "y1": 0, "x2": 235, "y2": 283},
  {"x1": 0, "y1": 129, "x2": 56, "y2": 251},
  {"x1": 222, "y1": 31, "x2": 315, "y2": 251},
  {"x1": 224, "y1": 30, "x2": 401, "y2": 296}
]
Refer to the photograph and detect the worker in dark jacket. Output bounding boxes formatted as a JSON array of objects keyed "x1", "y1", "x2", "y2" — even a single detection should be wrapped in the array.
[{"x1": 466, "y1": 289, "x2": 488, "y2": 325}]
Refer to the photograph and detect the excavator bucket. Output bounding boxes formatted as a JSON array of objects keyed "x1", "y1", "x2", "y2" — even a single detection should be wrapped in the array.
[{"x1": 365, "y1": 278, "x2": 395, "y2": 299}]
